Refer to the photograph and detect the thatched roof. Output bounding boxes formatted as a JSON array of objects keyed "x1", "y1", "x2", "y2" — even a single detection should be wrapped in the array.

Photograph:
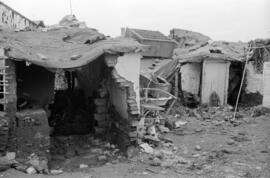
[{"x1": 0, "y1": 15, "x2": 147, "y2": 69}]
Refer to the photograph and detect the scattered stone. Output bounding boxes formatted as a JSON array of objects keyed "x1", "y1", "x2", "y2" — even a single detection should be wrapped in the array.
[
  {"x1": 153, "y1": 150, "x2": 164, "y2": 159},
  {"x1": 52, "y1": 155, "x2": 66, "y2": 161},
  {"x1": 173, "y1": 146, "x2": 178, "y2": 151},
  {"x1": 195, "y1": 145, "x2": 201, "y2": 151},
  {"x1": 227, "y1": 139, "x2": 235, "y2": 145},
  {"x1": 160, "y1": 136, "x2": 173, "y2": 143},
  {"x1": 83, "y1": 175, "x2": 94, "y2": 178},
  {"x1": 160, "y1": 149, "x2": 173, "y2": 156},
  {"x1": 192, "y1": 153, "x2": 200, "y2": 158},
  {"x1": 195, "y1": 128, "x2": 203, "y2": 133},
  {"x1": 110, "y1": 144, "x2": 116, "y2": 149},
  {"x1": 140, "y1": 143, "x2": 154, "y2": 154},
  {"x1": 127, "y1": 146, "x2": 139, "y2": 159},
  {"x1": 12, "y1": 163, "x2": 28, "y2": 173},
  {"x1": 98, "y1": 155, "x2": 107, "y2": 161},
  {"x1": 161, "y1": 159, "x2": 175, "y2": 168},
  {"x1": 158, "y1": 125, "x2": 170, "y2": 133},
  {"x1": 111, "y1": 159, "x2": 118, "y2": 164},
  {"x1": 26, "y1": 166, "x2": 37, "y2": 174},
  {"x1": 50, "y1": 169, "x2": 63, "y2": 175},
  {"x1": 90, "y1": 148, "x2": 103, "y2": 154},
  {"x1": 105, "y1": 143, "x2": 110, "y2": 148},
  {"x1": 28, "y1": 154, "x2": 48, "y2": 173},
  {"x1": 201, "y1": 152, "x2": 208, "y2": 156},
  {"x1": 65, "y1": 148, "x2": 76, "y2": 158},
  {"x1": 177, "y1": 156, "x2": 190, "y2": 164},
  {"x1": 79, "y1": 164, "x2": 88, "y2": 169},
  {"x1": 174, "y1": 120, "x2": 187, "y2": 128},
  {"x1": 5, "y1": 152, "x2": 16, "y2": 161},
  {"x1": 162, "y1": 142, "x2": 173, "y2": 147},
  {"x1": 92, "y1": 139, "x2": 102, "y2": 146},
  {"x1": 150, "y1": 157, "x2": 161, "y2": 166},
  {"x1": 147, "y1": 125, "x2": 158, "y2": 138}
]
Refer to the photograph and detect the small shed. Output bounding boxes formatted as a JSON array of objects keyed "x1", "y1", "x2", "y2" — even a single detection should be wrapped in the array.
[
  {"x1": 174, "y1": 41, "x2": 245, "y2": 106},
  {"x1": 122, "y1": 28, "x2": 176, "y2": 58}
]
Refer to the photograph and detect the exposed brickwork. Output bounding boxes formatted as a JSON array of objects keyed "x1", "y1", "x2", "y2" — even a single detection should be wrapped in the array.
[
  {"x1": 109, "y1": 67, "x2": 140, "y2": 147},
  {"x1": 93, "y1": 82, "x2": 110, "y2": 135},
  {"x1": 0, "y1": 59, "x2": 17, "y2": 153}
]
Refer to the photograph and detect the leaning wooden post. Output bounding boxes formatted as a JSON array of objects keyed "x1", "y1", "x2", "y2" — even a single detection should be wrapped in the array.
[
  {"x1": 233, "y1": 44, "x2": 251, "y2": 120},
  {"x1": 166, "y1": 66, "x2": 179, "y2": 115}
]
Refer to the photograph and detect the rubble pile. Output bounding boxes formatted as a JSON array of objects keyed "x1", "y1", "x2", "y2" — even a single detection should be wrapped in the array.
[{"x1": 131, "y1": 100, "x2": 270, "y2": 176}]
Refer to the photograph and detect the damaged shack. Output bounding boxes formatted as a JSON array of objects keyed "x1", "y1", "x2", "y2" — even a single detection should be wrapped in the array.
[
  {"x1": 0, "y1": 15, "x2": 147, "y2": 164},
  {"x1": 173, "y1": 41, "x2": 246, "y2": 106}
]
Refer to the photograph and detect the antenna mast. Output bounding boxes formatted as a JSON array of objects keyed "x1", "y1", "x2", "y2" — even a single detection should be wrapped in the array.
[{"x1": 69, "y1": 0, "x2": 73, "y2": 15}]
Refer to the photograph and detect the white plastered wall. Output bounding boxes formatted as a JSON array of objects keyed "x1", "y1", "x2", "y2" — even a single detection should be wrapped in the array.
[
  {"x1": 181, "y1": 63, "x2": 201, "y2": 95},
  {"x1": 114, "y1": 53, "x2": 141, "y2": 110}
]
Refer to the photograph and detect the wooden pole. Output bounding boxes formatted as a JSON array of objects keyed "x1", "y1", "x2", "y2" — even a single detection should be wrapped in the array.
[
  {"x1": 166, "y1": 67, "x2": 179, "y2": 115},
  {"x1": 233, "y1": 44, "x2": 251, "y2": 120}
]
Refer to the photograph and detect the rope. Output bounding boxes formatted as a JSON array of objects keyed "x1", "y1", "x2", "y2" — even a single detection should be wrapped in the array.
[
  {"x1": 232, "y1": 44, "x2": 252, "y2": 120},
  {"x1": 69, "y1": 0, "x2": 73, "y2": 15}
]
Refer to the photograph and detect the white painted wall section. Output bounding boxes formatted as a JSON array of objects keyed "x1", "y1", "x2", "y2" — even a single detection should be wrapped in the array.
[
  {"x1": 245, "y1": 62, "x2": 263, "y2": 94},
  {"x1": 115, "y1": 53, "x2": 141, "y2": 109},
  {"x1": 181, "y1": 63, "x2": 201, "y2": 95},
  {"x1": 201, "y1": 60, "x2": 230, "y2": 105},
  {"x1": 263, "y1": 62, "x2": 270, "y2": 107}
]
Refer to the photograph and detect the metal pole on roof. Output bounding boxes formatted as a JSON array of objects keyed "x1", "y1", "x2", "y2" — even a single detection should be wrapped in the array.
[
  {"x1": 232, "y1": 44, "x2": 251, "y2": 120},
  {"x1": 69, "y1": 0, "x2": 73, "y2": 15}
]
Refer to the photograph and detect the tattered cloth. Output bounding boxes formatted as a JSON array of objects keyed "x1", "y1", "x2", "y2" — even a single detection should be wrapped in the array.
[{"x1": 0, "y1": 27, "x2": 146, "y2": 69}]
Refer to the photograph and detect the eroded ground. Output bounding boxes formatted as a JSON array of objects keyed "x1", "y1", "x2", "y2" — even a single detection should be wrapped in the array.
[{"x1": 1, "y1": 106, "x2": 270, "y2": 178}]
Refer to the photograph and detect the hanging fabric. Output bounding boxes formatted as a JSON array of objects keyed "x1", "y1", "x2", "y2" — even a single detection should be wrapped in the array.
[{"x1": 54, "y1": 69, "x2": 68, "y2": 90}]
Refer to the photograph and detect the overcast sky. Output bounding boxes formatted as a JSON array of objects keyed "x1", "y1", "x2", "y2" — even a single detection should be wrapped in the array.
[{"x1": 2, "y1": 0, "x2": 270, "y2": 42}]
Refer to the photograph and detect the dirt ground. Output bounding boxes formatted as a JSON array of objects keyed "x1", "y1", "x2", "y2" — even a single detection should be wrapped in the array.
[{"x1": 1, "y1": 106, "x2": 270, "y2": 178}]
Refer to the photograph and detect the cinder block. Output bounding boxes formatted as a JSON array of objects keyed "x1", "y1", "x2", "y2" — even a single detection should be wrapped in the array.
[
  {"x1": 94, "y1": 114, "x2": 110, "y2": 121},
  {"x1": 95, "y1": 106, "x2": 108, "y2": 114},
  {"x1": 94, "y1": 98, "x2": 107, "y2": 106}
]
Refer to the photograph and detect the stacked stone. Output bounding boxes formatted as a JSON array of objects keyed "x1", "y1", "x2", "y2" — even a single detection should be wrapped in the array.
[
  {"x1": 111, "y1": 69, "x2": 140, "y2": 145},
  {"x1": 0, "y1": 113, "x2": 9, "y2": 154},
  {"x1": 15, "y1": 109, "x2": 50, "y2": 160},
  {"x1": 93, "y1": 85, "x2": 109, "y2": 135}
]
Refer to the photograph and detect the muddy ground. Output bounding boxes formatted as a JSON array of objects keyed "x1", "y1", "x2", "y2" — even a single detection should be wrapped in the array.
[{"x1": 1, "y1": 106, "x2": 270, "y2": 178}]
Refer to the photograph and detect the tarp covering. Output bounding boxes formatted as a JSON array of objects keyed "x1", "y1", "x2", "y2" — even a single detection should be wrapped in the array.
[
  {"x1": 0, "y1": 26, "x2": 146, "y2": 69},
  {"x1": 174, "y1": 41, "x2": 247, "y2": 63}
]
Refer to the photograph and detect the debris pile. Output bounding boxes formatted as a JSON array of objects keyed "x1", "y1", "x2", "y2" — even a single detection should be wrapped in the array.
[{"x1": 49, "y1": 134, "x2": 122, "y2": 172}]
